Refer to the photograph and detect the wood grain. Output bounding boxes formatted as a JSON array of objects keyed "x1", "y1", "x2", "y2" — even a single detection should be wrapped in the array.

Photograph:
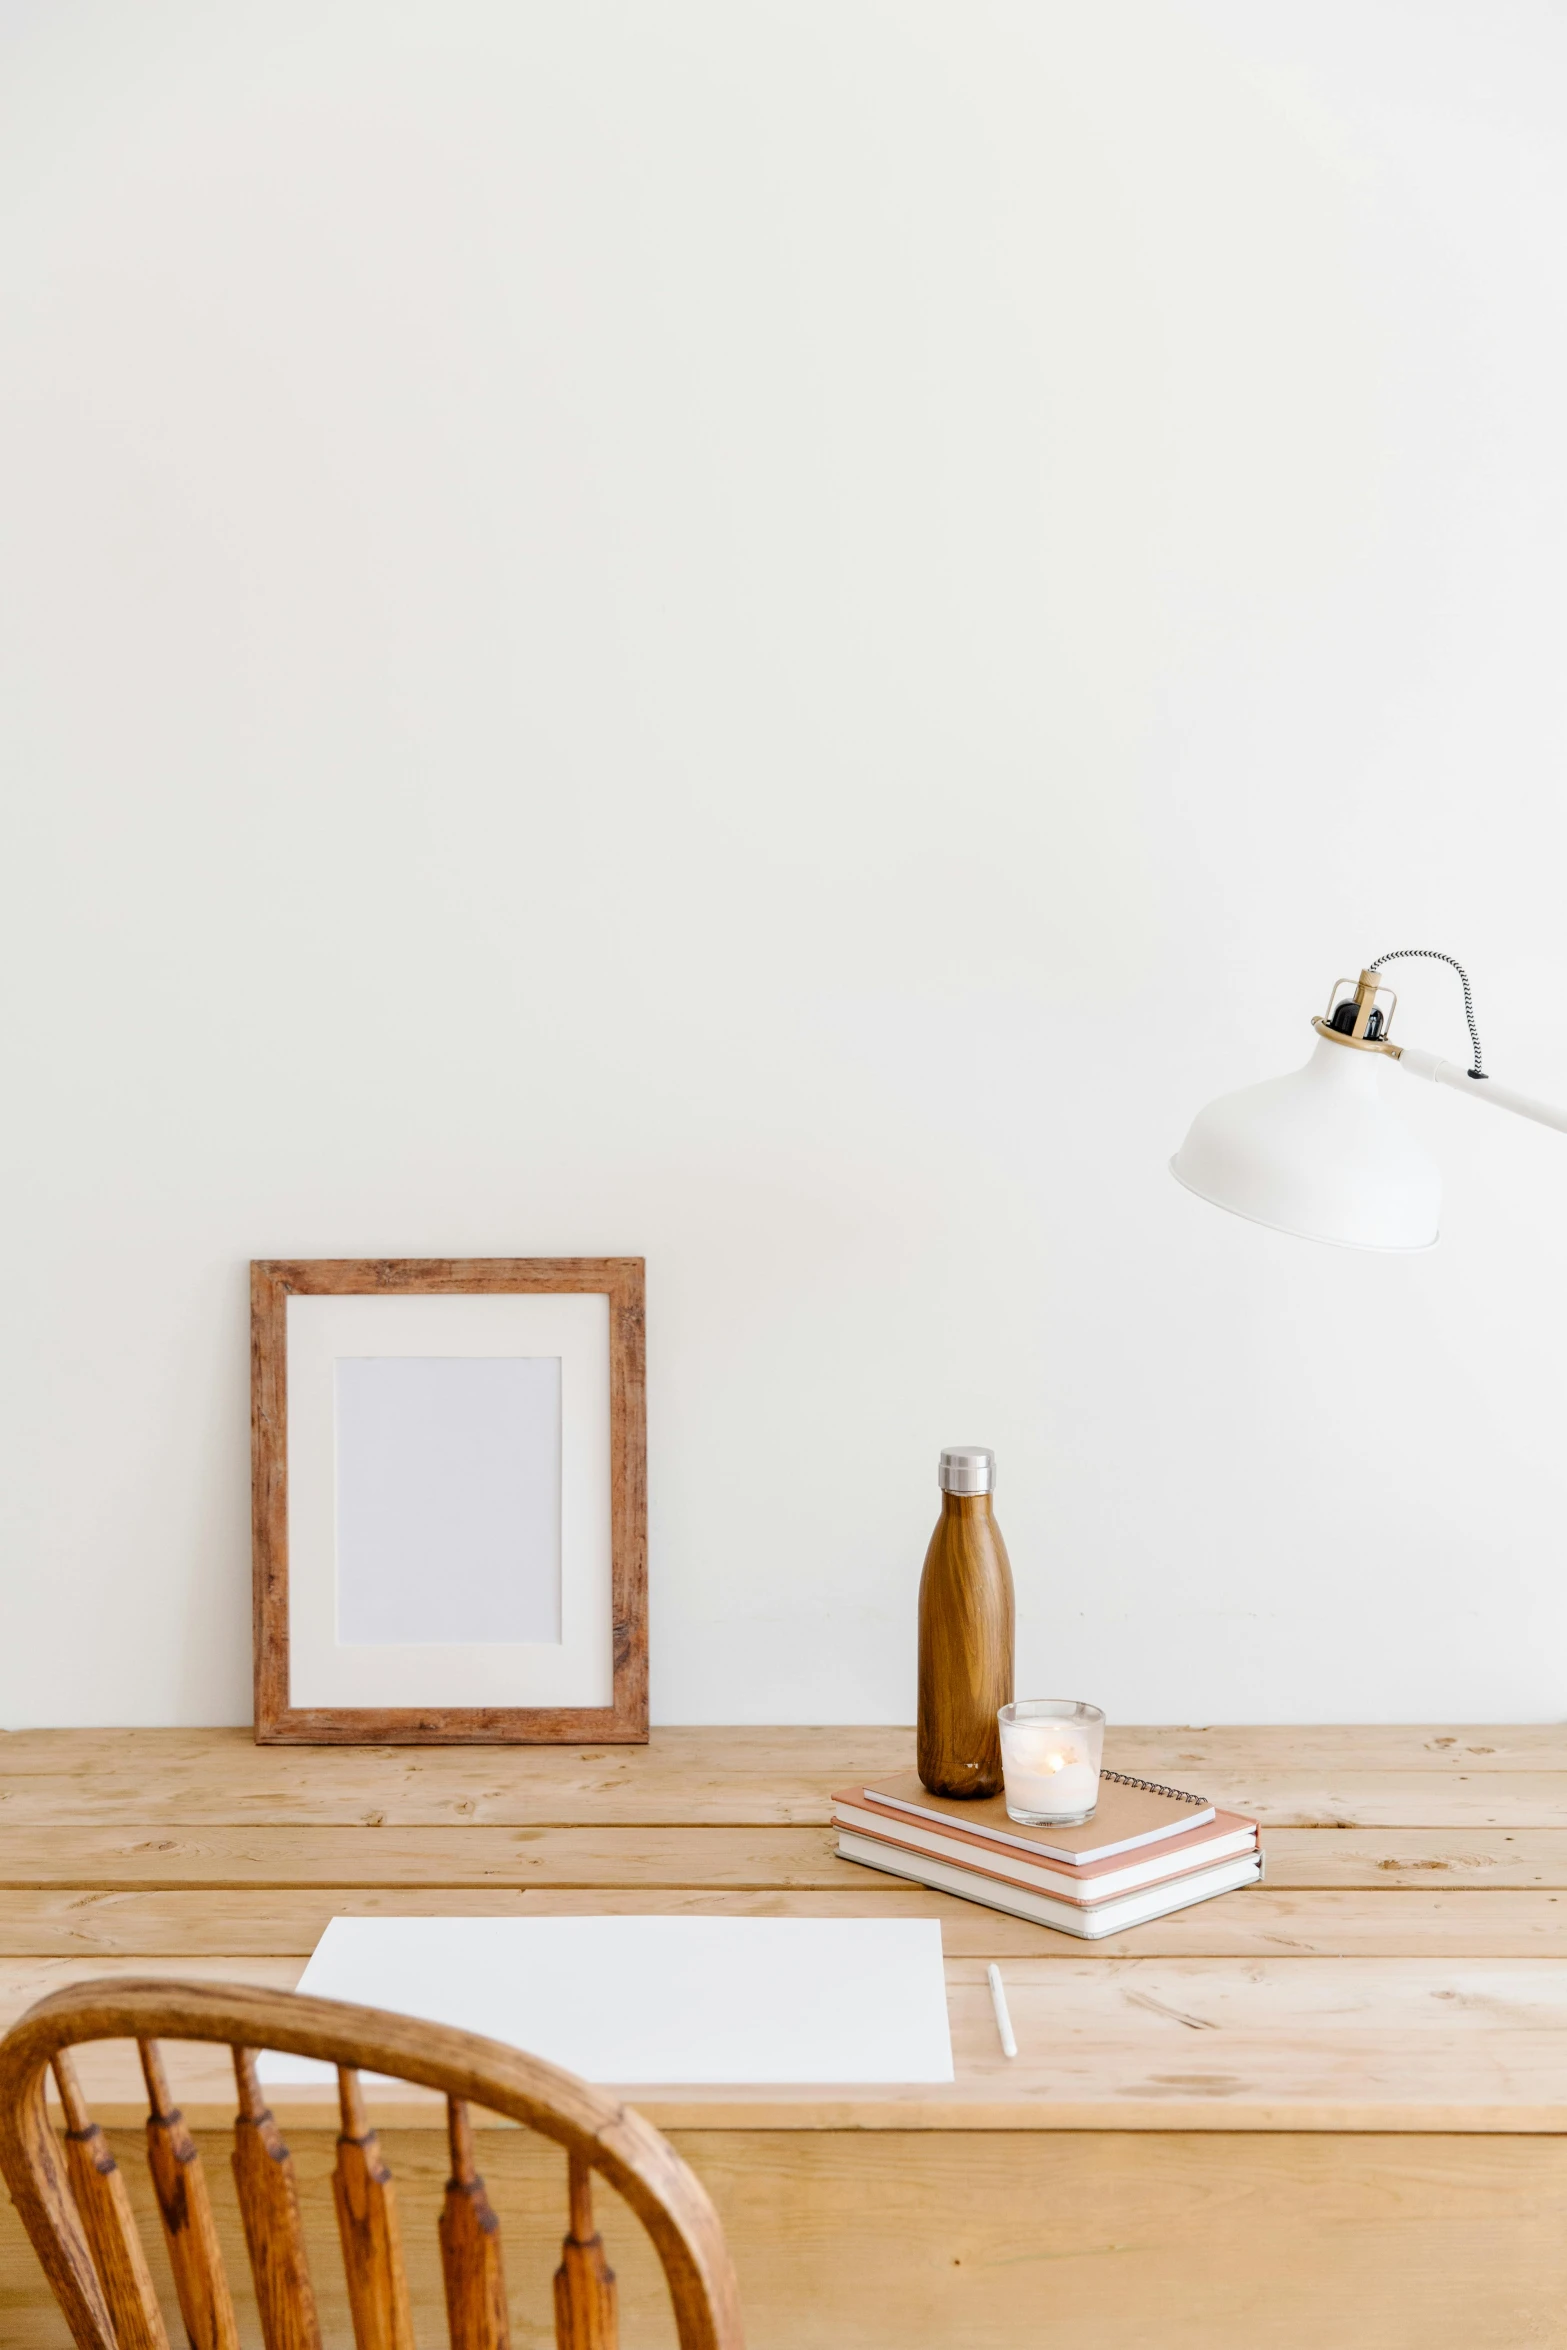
[
  {"x1": 554, "y1": 2153, "x2": 618, "y2": 2350},
  {"x1": 251, "y1": 1259, "x2": 648, "y2": 1746},
  {"x1": 231, "y1": 2046, "x2": 324, "y2": 2350},
  {"x1": 0, "y1": 2032, "x2": 117, "y2": 2350},
  {"x1": 10, "y1": 1821, "x2": 1567, "y2": 1889},
  {"x1": 6, "y1": 2123, "x2": 1567, "y2": 2350},
  {"x1": 0, "y1": 1726, "x2": 915, "y2": 1827},
  {"x1": 250, "y1": 1263, "x2": 289, "y2": 1748},
  {"x1": 916, "y1": 1494, "x2": 1013, "y2": 1798},
  {"x1": 20, "y1": 1952, "x2": 1567, "y2": 2133},
  {"x1": 8, "y1": 1716, "x2": 1567, "y2": 1777},
  {"x1": 139, "y1": 2038, "x2": 241, "y2": 2350},
  {"x1": 331, "y1": 2068, "x2": 415, "y2": 2350},
  {"x1": 52, "y1": 2050, "x2": 169, "y2": 2350},
  {"x1": 11, "y1": 1723, "x2": 1567, "y2": 1826},
  {"x1": 438, "y1": 2098, "x2": 511, "y2": 2350},
  {"x1": 0, "y1": 1980, "x2": 744, "y2": 2350},
  {"x1": 9, "y1": 1884, "x2": 1567, "y2": 1959},
  {"x1": 8, "y1": 1726, "x2": 1567, "y2": 2346}
]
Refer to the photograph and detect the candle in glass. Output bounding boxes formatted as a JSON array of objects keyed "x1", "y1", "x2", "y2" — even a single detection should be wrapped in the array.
[{"x1": 998, "y1": 1700, "x2": 1105, "y2": 1825}]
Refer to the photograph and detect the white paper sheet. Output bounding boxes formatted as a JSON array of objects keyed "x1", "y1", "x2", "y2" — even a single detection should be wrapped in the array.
[{"x1": 258, "y1": 1916, "x2": 953, "y2": 2086}]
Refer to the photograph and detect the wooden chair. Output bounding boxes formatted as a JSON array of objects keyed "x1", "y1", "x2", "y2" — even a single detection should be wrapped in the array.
[{"x1": 0, "y1": 1978, "x2": 745, "y2": 2350}]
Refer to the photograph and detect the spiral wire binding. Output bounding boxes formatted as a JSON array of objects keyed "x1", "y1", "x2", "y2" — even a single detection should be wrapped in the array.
[
  {"x1": 1367, "y1": 947, "x2": 1485, "y2": 1078},
  {"x1": 1100, "y1": 1769, "x2": 1208, "y2": 1806}
]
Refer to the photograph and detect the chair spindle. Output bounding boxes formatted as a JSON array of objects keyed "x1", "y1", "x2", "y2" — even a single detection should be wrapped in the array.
[
  {"x1": 332, "y1": 2066, "x2": 416, "y2": 2350},
  {"x1": 438, "y1": 2097, "x2": 510, "y2": 2350},
  {"x1": 231, "y1": 2047, "x2": 324, "y2": 2350},
  {"x1": 139, "y1": 2039, "x2": 240, "y2": 2350},
  {"x1": 3, "y1": 1984, "x2": 745, "y2": 2350},
  {"x1": 553, "y1": 2153, "x2": 618, "y2": 2350},
  {"x1": 53, "y1": 2049, "x2": 170, "y2": 2350}
]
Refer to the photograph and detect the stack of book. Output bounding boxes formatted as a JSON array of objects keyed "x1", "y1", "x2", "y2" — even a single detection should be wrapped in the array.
[{"x1": 833, "y1": 1769, "x2": 1262, "y2": 1937}]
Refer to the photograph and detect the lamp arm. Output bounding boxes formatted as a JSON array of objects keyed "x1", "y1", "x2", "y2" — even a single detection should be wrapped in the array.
[{"x1": 1397, "y1": 1044, "x2": 1567, "y2": 1137}]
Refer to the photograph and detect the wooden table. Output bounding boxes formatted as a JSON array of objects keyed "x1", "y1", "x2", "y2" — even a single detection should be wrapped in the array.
[{"x1": 4, "y1": 1725, "x2": 1567, "y2": 2347}]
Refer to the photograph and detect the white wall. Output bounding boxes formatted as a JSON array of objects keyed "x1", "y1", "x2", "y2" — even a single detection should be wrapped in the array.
[{"x1": 4, "y1": 0, "x2": 1567, "y2": 1729}]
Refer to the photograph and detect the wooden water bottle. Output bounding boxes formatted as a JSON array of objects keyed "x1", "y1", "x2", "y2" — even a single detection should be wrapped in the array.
[{"x1": 917, "y1": 1446, "x2": 1015, "y2": 1798}]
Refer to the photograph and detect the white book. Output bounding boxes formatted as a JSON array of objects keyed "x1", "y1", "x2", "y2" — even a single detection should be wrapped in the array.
[{"x1": 836, "y1": 1830, "x2": 1264, "y2": 1939}]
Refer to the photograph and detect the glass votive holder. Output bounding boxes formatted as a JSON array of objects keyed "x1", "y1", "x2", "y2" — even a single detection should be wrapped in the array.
[{"x1": 997, "y1": 1700, "x2": 1105, "y2": 1825}]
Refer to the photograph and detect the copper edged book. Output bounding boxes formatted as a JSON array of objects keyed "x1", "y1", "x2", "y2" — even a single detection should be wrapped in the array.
[
  {"x1": 857, "y1": 1769, "x2": 1217, "y2": 1864},
  {"x1": 832, "y1": 1775, "x2": 1262, "y2": 1939}
]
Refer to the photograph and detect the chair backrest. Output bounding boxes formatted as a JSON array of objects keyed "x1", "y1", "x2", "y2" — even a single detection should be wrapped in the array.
[{"x1": 0, "y1": 1978, "x2": 745, "y2": 2350}]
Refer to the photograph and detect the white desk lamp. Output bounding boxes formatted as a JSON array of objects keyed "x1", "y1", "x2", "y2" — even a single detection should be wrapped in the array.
[{"x1": 1172, "y1": 949, "x2": 1567, "y2": 1250}]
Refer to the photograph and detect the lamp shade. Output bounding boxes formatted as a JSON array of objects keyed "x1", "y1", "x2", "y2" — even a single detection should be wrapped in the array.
[{"x1": 1171, "y1": 1037, "x2": 1441, "y2": 1250}]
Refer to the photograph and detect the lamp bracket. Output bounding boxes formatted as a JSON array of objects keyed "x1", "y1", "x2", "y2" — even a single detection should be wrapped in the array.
[{"x1": 1313, "y1": 970, "x2": 1402, "y2": 1057}]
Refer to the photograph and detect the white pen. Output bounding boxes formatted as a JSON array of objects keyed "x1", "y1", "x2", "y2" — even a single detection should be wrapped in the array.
[{"x1": 987, "y1": 1962, "x2": 1017, "y2": 2059}]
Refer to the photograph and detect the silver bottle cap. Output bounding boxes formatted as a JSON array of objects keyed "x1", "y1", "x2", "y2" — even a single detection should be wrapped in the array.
[{"x1": 939, "y1": 1446, "x2": 995, "y2": 1495}]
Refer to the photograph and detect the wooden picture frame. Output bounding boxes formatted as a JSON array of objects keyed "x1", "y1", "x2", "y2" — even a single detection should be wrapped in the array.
[{"x1": 251, "y1": 1257, "x2": 647, "y2": 1744}]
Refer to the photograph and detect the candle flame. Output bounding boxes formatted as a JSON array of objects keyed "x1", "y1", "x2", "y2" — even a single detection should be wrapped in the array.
[{"x1": 1047, "y1": 1752, "x2": 1065, "y2": 1773}]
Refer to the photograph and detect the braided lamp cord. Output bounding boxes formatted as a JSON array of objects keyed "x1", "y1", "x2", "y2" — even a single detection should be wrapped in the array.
[{"x1": 1367, "y1": 948, "x2": 1486, "y2": 1078}]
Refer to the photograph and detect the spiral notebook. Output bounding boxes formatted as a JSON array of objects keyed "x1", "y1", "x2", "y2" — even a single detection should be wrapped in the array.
[{"x1": 858, "y1": 1769, "x2": 1216, "y2": 1867}]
